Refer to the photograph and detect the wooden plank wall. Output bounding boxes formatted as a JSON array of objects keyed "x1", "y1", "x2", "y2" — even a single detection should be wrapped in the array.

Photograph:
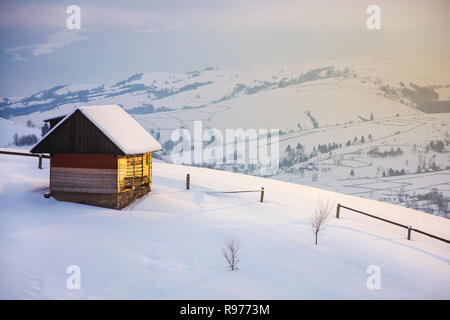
[
  {"x1": 52, "y1": 153, "x2": 117, "y2": 169},
  {"x1": 50, "y1": 153, "x2": 152, "y2": 194},
  {"x1": 51, "y1": 167, "x2": 117, "y2": 193},
  {"x1": 32, "y1": 110, "x2": 123, "y2": 154},
  {"x1": 148, "y1": 152, "x2": 152, "y2": 188},
  {"x1": 117, "y1": 152, "x2": 151, "y2": 192},
  {"x1": 50, "y1": 154, "x2": 118, "y2": 194}
]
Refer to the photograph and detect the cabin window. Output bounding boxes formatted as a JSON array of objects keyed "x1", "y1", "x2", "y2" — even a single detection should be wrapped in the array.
[{"x1": 146, "y1": 154, "x2": 149, "y2": 165}]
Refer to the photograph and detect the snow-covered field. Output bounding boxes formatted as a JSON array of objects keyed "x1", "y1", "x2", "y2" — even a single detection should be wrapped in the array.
[
  {"x1": 0, "y1": 154, "x2": 449, "y2": 299},
  {"x1": 1, "y1": 54, "x2": 449, "y2": 217},
  {"x1": 274, "y1": 113, "x2": 450, "y2": 215},
  {"x1": 0, "y1": 118, "x2": 40, "y2": 148}
]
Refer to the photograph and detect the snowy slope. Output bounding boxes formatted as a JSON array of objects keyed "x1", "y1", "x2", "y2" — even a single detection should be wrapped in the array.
[
  {"x1": 0, "y1": 153, "x2": 449, "y2": 299},
  {"x1": 0, "y1": 118, "x2": 41, "y2": 148}
]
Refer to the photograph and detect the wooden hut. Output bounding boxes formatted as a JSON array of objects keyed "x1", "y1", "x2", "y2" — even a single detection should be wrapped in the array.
[{"x1": 31, "y1": 105, "x2": 162, "y2": 209}]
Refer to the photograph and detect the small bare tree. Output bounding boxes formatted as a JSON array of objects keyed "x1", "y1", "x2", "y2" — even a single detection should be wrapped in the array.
[
  {"x1": 223, "y1": 238, "x2": 240, "y2": 271},
  {"x1": 311, "y1": 198, "x2": 332, "y2": 245}
]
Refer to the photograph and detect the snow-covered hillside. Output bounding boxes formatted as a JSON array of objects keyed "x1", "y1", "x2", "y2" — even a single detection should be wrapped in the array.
[
  {"x1": 1, "y1": 54, "x2": 449, "y2": 217},
  {"x1": 0, "y1": 154, "x2": 449, "y2": 299},
  {"x1": 274, "y1": 113, "x2": 450, "y2": 217},
  {"x1": 0, "y1": 118, "x2": 40, "y2": 148}
]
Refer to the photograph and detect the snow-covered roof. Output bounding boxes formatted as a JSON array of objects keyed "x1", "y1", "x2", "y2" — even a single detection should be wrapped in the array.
[
  {"x1": 80, "y1": 105, "x2": 162, "y2": 154},
  {"x1": 33, "y1": 105, "x2": 162, "y2": 154}
]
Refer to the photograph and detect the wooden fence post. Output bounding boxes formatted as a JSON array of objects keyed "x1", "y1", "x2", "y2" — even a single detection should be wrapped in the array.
[
  {"x1": 38, "y1": 154, "x2": 43, "y2": 169},
  {"x1": 260, "y1": 187, "x2": 264, "y2": 202},
  {"x1": 407, "y1": 226, "x2": 412, "y2": 240},
  {"x1": 186, "y1": 173, "x2": 190, "y2": 190},
  {"x1": 336, "y1": 204, "x2": 341, "y2": 219}
]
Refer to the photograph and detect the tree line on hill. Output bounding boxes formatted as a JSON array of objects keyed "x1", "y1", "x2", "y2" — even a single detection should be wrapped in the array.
[{"x1": 13, "y1": 133, "x2": 38, "y2": 146}]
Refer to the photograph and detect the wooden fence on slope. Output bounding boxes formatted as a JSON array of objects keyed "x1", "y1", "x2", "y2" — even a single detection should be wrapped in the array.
[
  {"x1": 0, "y1": 149, "x2": 49, "y2": 169},
  {"x1": 336, "y1": 203, "x2": 450, "y2": 244}
]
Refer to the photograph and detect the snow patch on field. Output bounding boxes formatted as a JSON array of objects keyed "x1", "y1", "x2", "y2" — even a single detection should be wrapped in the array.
[{"x1": 0, "y1": 154, "x2": 449, "y2": 299}]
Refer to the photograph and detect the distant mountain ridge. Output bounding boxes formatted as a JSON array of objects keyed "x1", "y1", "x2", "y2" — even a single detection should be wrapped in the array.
[{"x1": 0, "y1": 66, "x2": 354, "y2": 119}]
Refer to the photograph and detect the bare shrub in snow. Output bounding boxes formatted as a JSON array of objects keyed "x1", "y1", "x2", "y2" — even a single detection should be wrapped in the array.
[
  {"x1": 223, "y1": 238, "x2": 240, "y2": 271},
  {"x1": 311, "y1": 198, "x2": 332, "y2": 245}
]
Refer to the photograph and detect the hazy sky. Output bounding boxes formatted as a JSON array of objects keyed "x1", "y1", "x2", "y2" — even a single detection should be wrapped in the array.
[{"x1": 1, "y1": 0, "x2": 449, "y2": 96}]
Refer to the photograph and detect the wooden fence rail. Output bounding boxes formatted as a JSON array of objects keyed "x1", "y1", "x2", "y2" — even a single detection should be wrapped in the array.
[
  {"x1": 336, "y1": 203, "x2": 450, "y2": 244},
  {"x1": 185, "y1": 173, "x2": 264, "y2": 202},
  {"x1": 211, "y1": 188, "x2": 265, "y2": 202},
  {"x1": 0, "y1": 150, "x2": 50, "y2": 169}
]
